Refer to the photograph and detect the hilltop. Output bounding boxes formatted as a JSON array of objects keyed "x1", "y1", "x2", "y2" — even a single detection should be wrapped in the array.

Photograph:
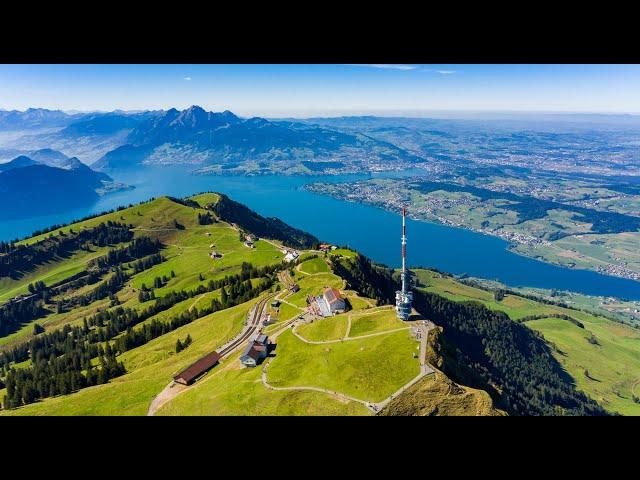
[{"x1": 0, "y1": 193, "x2": 628, "y2": 416}]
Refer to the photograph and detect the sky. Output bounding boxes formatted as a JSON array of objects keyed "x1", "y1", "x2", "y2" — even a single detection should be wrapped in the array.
[{"x1": 1, "y1": 64, "x2": 639, "y2": 117}]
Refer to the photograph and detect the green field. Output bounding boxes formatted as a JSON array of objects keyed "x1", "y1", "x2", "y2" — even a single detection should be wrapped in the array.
[
  {"x1": 348, "y1": 308, "x2": 406, "y2": 337},
  {"x1": 415, "y1": 269, "x2": 640, "y2": 415},
  {"x1": 298, "y1": 257, "x2": 330, "y2": 274},
  {"x1": 0, "y1": 196, "x2": 284, "y2": 349},
  {"x1": 267, "y1": 328, "x2": 419, "y2": 402},
  {"x1": 0, "y1": 201, "x2": 424, "y2": 416},
  {"x1": 155, "y1": 348, "x2": 369, "y2": 416},
  {"x1": 296, "y1": 314, "x2": 350, "y2": 342}
]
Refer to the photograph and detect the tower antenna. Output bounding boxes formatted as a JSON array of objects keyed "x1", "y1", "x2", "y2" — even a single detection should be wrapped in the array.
[{"x1": 395, "y1": 207, "x2": 413, "y2": 320}]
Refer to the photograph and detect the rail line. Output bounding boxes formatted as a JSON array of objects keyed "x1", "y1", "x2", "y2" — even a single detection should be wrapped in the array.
[{"x1": 217, "y1": 295, "x2": 272, "y2": 358}]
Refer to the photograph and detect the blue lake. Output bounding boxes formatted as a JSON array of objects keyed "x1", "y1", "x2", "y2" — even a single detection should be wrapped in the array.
[{"x1": 2, "y1": 166, "x2": 640, "y2": 300}]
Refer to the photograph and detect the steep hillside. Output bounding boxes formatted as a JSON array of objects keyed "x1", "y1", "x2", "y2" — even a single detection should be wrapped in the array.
[{"x1": 414, "y1": 269, "x2": 640, "y2": 415}]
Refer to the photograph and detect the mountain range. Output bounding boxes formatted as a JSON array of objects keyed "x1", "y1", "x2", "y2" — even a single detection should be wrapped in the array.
[
  {"x1": 0, "y1": 106, "x2": 423, "y2": 174},
  {"x1": 93, "y1": 105, "x2": 421, "y2": 172}
]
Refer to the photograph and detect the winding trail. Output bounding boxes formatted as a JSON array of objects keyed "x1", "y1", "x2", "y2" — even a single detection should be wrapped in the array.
[{"x1": 188, "y1": 293, "x2": 206, "y2": 312}]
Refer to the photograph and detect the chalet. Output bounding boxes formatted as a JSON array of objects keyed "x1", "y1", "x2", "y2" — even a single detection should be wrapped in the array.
[
  {"x1": 271, "y1": 300, "x2": 281, "y2": 308},
  {"x1": 244, "y1": 241, "x2": 255, "y2": 249},
  {"x1": 174, "y1": 351, "x2": 222, "y2": 385},
  {"x1": 319, "y1": 243, "x2": 332, "y2": 252},
  {"x1": 240, "y1": 334, "x2": 269, "y2": 367},
  {"x1": 290, "y1": 283, "x2": 300, "y2": 293},
  {"x1": 210, "y1": 251, "x2": 222, "y2": 259}
]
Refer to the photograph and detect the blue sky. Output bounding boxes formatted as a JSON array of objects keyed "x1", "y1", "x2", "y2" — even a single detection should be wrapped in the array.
[{"x1": 1, "y1": 64, "x2": 639, "y2": 117}]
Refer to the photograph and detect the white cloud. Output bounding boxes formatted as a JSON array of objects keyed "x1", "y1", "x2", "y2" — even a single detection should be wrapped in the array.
[
  {"x1": 436, "y1": 70, "x2": 456, "y2": 75},
  {"x1": 345, "y1": 64, "x2": 417, "y2": 71},
  {"x1": 184, "y1": 76, "x2": 192, "y2": 81}
]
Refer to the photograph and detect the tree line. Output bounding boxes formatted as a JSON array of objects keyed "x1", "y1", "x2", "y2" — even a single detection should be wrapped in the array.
[
  {"x1": 2, "y1": 334, "x2": 125, "y2": 409},
  {"x1": 0, "y1": 221, "x2": 133, "y2": 279},
  {"x1": 411, "y1": 289, "x2": 609, "y2": 416},
  {"x1": 211, "y1": 193, "x2": 319, "y2": 249},
  {"x1": 115, "y1": 274, "x2": 274, "y2": 354},
  {"x1": 0, "y1": 261, "x2": 283, "y2": 408}
]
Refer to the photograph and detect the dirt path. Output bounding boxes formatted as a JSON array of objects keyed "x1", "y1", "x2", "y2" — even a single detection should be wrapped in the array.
[
  {"x1": 345, "y1": 314, "x2": 352, "y2": 338},
  {"x1": 188, "y1": 293, "x2": 207, "y2": 312},
  {"x1": 147, "y1": 381, "x2": 187, "y2": 416}
]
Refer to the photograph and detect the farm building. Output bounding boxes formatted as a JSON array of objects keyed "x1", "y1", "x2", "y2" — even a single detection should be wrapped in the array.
[
  {"x1": 319, "y1": 243, "x2": 333, "y2": 252},
  {"x1": 174, "y1": 351, "x2": 222, "y2": 385},
  {"x1": 271, "y1": 299, "x2": 281, "y2": 308},
  {"x1": 244, "y1": 241, "x2": 255, "y2": 248},
  {"x1": 210, "y1": 251, "x2": 222, "y2": 259},
  {"x1": 240, "y1": 334, "x2": 269, "y2": 367},
  {"x1": 290, "y1": 283, "x2": 300, "y2": 293}
]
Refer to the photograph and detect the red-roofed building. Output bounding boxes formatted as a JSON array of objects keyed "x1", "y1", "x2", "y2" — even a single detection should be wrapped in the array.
[{"x1": 323, "y1": 287, "x2": 346, "y2": 314}]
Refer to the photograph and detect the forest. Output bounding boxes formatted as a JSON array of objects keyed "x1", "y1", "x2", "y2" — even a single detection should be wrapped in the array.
[
  {"x1": 0, "y1": 261, "x2": 283, "y2": 409},
  {"x1": 211, "y1": 193, "x2": 319, "y2": 249},
  {"x1": 0, "y1": 221, "x2": 133, "y2": 278},
  {"x1": 411, "y1": 289, "x2": 609, "y2": 416}
]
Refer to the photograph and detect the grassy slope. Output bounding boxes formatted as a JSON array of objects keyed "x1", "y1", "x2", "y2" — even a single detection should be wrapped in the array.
[
  {"x1": 380, "y1": 371, "x2": 503, "y2": 416},
  {"x1": 1, "y1": 211, "x2": 420, "y2": 416},
  {"x1": 0, "y1": 246, "x2": 113, "y2": 303},
  {"x1": 1, "y1": 299, "x2": 254, "y2": 416},
  {"x1": 298, "y1": 257, "x2": 330, "y2": 274},
  {"x1": 267, "y1": 328, "x2": 420, "y2": 403},
  {"x1": 155, "y1": 348, "x2": 369, "y2": 416},
  {"x1": 348, "y1": 307, "x2": 406, "y2": 337},
  {"x1": 415, "y1": 269, "x2": 640, "y2": 415},
  {"x1": 0, "y1": 195, "x2": 284, "y2": 350},
  {"x1": 297, "y1": 314, "x2": 350, "y2": 342}
]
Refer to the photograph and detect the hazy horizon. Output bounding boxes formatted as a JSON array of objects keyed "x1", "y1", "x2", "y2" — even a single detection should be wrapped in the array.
[{"x1": 2, "y1": 64, "x2": 640, "y2": 116}]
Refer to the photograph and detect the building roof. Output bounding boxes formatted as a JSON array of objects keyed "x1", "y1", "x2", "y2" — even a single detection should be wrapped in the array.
[
  {"x1": 241, "y1": 344, "x2": 262, "y2": 362},
  {"x1": 256, "y1": 334, "x2": 268, "y2": 345},
  {"x1": 323, "y1": 287, "x2": 343, "y2": 305},
  {"x1": 174, "y1": 351, "x2": 221, "y2": 384}
]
